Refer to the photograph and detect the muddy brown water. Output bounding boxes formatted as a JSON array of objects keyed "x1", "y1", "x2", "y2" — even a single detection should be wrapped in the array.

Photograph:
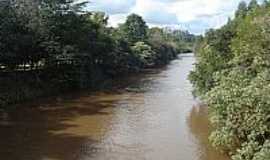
[{"x1": 0, "y1": 53, "x2": 230, "y2": 160}]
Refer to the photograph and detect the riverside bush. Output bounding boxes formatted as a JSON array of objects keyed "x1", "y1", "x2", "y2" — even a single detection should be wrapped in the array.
[{"x1": 190, "y1": 1, "x2": 270, "y2": 159}]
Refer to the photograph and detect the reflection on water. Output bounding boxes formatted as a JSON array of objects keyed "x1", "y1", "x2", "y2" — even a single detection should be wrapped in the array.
[
  {"x1": 188, "y1": 105, "x2": 230, "y2": 160},
  {"x1": 0, "y1": 53, "x2": 230, "y2": 160}
]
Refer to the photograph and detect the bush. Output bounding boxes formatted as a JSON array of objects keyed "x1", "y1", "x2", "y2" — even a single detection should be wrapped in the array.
[
  {"x1": 131, "y1": 41, "x2": 156, "y2": 67},
  {"x1": 190, "y1": 1, "x2": 270, "y2": 159}
]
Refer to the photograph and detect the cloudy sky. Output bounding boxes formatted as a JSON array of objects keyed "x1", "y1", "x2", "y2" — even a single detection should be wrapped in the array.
[{"x1": 87, "y1": 0, "x2": 256, "y2": 35}]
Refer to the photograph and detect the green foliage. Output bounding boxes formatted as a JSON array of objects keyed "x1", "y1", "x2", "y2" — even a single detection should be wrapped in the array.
[
  {"x1": 235, "y1": 1, "x2": 248, "y2": 18},
  {"x1": 131, "y1": 41, "x2": 156, "y2": 67},
  {"x1": 248, "y1": 0, "x2": 259, "y2": 11},
  {"x1": 252, "y1": 141, "x2": 270, "y2": 160},
  {"x1": 0, "y1": 0, "x2": 44, "y2": 68},
  {"x1": 189, "y1": 21, "x2": 236, "y2": 95},
  {"x1": 190, "y1": 1, "x2": 270, "y2": 160},
  {"x1": 120, "y1": 14, "x2": 148, "y2": 44},
  {"x1": 147, "y1": 27, "x2": 195, "y2": 65},
  {"x1": 0, "y1": 1, "x2": 196, "y2": 106}
]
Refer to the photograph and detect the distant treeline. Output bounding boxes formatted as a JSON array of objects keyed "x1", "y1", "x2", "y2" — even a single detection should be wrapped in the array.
[
  {"x1": 0, "y1": 0, "x2": 195, "y2": 107},
  {"x1": 190, "y1": 0, "x2": 270, "y2": 160}
]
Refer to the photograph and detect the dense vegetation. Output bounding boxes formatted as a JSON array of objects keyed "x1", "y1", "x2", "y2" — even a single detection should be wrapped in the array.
[
  {"x1": 190, "y1": 0, "x2": 270, "y2": 159},
  {"x1": 0, "y1": 0, "x2": 195, "y2": 107}
]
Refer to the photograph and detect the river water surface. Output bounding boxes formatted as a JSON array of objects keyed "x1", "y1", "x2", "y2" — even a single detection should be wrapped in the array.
[{"x1": 0, "y1": 53, "x2": 229, "y2": 160}]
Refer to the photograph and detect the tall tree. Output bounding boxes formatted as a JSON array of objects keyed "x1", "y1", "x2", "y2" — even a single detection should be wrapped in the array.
[
  {"x1": 248, "y1": 0, "x2": 259, "y2": 11},
  {"x1": 235, "y1": 1, "x2": 248, "y2": 17},
  {"x1": 121, "y1": 14, "x2": 148, "y2": 44}
]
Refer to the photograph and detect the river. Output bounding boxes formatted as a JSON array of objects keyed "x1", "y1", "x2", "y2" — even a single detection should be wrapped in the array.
[{"x1": 0, "y1": 53, "x2": 229, "y2": 160}]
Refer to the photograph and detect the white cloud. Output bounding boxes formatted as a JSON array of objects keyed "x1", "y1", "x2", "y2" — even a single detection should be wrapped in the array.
[
  {"x1": 88, "y1": 0, "x2": 136, "y2": 14},
  {"x1": 108, "y1": 14, "x2": 127, "y2": 26},
  {"x1": 87, "y1": 0, "x2": 256, "y2": 34},
  {"x1": 171, "y1": 0, "x2": 223, "y2": 22}
]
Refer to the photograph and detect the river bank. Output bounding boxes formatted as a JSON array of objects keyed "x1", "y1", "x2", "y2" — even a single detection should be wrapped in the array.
[
  {"x1": 0, "y1": 53, "x2": 182, "y2": 109},
  {"x1": 0, "y1": 1, "x2": 198, "y2": 109}
]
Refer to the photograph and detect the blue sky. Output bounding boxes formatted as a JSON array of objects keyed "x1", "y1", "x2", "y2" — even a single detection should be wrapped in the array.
[{"x1": 87, "y1": 0, "x2": 256, "y2": 35}]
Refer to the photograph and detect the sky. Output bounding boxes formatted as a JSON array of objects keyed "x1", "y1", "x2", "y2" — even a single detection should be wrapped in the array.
[{"x1": 87, "y1": 0, "x2": 256, "y2": 35}]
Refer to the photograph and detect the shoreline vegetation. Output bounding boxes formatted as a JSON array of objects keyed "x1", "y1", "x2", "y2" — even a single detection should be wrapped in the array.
[
  {"x1": 0, "y1": 1, "x2": 195, "y2": 108},
  {"x1": 190, "y1": 0, "x2": 270, "y2": 160}
]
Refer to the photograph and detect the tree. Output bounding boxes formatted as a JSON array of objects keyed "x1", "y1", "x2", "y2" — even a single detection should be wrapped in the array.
[
  {"x1": 90, "y1": 12, "x2": 108, "y2": 27},
  {"x1": 0, "y1": 0, "x2": 45, "y2": 69},
  {"x1": 235, "y1": 1, "x2": 248, "y2": 17},
  {"x1": 248, "y1": 0, "x2": 259, "y2": 11},
  {"x1": 262, "y1": 0, "x2": 270, "y2": 7},
  {"x1": 131, "y1": 41, "x2": 156, "y2": 67},
  {"x1": 121, "y1": 14, "x2": 148, "y2": 44}
]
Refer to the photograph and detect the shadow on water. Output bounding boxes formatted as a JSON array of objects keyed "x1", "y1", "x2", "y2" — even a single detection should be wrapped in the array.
[
  {"x1": 0, "y1": 93, "x2": 121, "y2": 160},
  {"x1": 0, "y1": 63, "x2": 165, "y2": 160}
]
